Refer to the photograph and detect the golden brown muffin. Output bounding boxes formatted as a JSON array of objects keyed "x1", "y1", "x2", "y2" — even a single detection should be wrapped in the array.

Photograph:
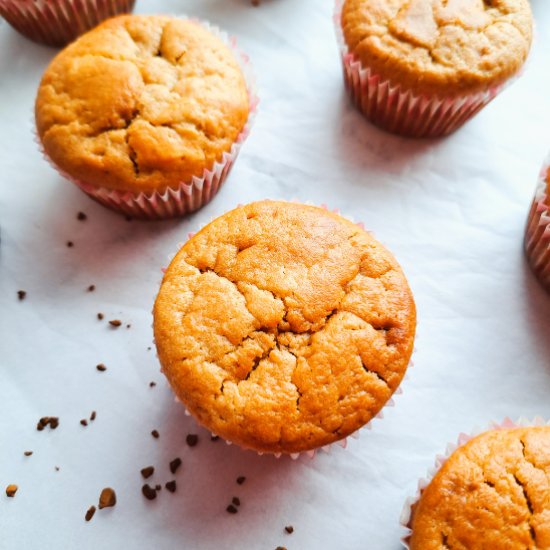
[
  {"x1": 35, "y1": 15, "x2": 249, "y2": 194},
  {"x1": 409, "y1": 426, "x2": 550, "y2": 549},
  {"x1": 153, "y1": 201, "x2": 416, "y2": 454},
  {"x1": 341, "y1": 0, "x2": 533, "y2": 97}
]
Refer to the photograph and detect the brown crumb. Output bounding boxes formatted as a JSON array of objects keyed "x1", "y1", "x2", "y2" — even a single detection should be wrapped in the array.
[
  {"x1": 169, "y1": 458, "x2": 182, "y2": 474},
  {"x1": 96, "y1": 364, "x2": 107, "y2": 372},
  {"x1": 151, "y1": 430, "x2": 159, "y2": 439},
  {"x1": 24, "y1": 451, "x2": 33, "y2": 457},
  {"x1": 85, "y1": 505, "x2": 96, "y2": 521},
  {"x1": 252, "y1": 0, "x2": 260, "y2": 5},
  {"x1": 236, "y1": 476, "x2": 246, "y2": 485},
  {"x1": 77, "y1": 211, "x2": 87, "y2": 221},
  {"x1": 285, "y1": 526, "x2": 294, "y2": 534},
  {"x1": 97, "y1": 313, "x2": 104, "y2": 320},
  {"x1": 142, "y1": 484, "x2": 157, "y2": 501},
  {"x1": 165, "y1": 480, "x2": 176, "y2": 493},
  {"x1": 186, "y1": 434, "x2": 198, "y2": 447},
  {"x1": 232, "y1": 497, "x2": 241, "y2": 507},
  {"x1": 80, "y1": 419, "x2": 88, "y2": 427},
  {"x1": 66, "y1": 241, "x2": 74, "y2": 248},
  {"x1": 226, "y1": 504, "x2": 238, "y2": 514},
  {"x1": 17, "y1": 290, "x2": 26, "y2": 301},
  {"x1": 149, "y1": 381, "x2": 156, "y2": 388},
  {"x1": 90, "y1": 411, "x2": 96, "y2": 421},
  {"x1": 87, "y1": 285, "x2": 95, "y2": 292},
  {"x1": 109, "y1": 319, "x2": 122, "y2": 328},
  {"x1": 98, "y1": 487, "x2": 116, "y2": 509},
  {"x1": 211, "y1": 435, "x2": 219, "y2": 441},
  {"x1": 140, "y1": 466, "x2": 154, "y2": 479},
  {"x1": 275, "y1": 547, "x2": 287, "y2": 550},
  {"x1": 37, "y1": 416, "x2": 59, "y2": 431},
  {"x1": 155, "y1": 484, "x2": 161, "y2": 491},
  {"x1": 126, "y1": 324, "x2": 131, "y2": 329},
  {"x1": 6, "y1": 485, "x2": 18, "y2": 497}
]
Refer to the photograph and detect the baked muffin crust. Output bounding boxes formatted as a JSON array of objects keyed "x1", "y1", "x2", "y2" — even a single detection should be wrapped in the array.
[
  {"x1": 341, "y1": 0, "x2": 532, "y2": 97},
  {"x1": 154, "y1": 201, "x2": 416, "y2": 453},
  {"x1": 409, "y1": 427, "x2": 550, "y2": 549},
  {"x1": 35, "y1": 15, "x2": 249, "y2": 194}
]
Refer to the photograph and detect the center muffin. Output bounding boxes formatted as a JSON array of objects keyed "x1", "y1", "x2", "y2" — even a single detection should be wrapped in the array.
[{"x1": 153, "y1": 201, "x2": 416, "y2": 454}]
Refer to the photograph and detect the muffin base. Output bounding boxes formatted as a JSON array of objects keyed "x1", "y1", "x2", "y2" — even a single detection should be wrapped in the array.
[
  {"x1": 0, "y1": 0, "x2": 136, "y2": 47},
  {"x1": 333, "y1": 0, "x2": 509, "y2": 139},
  {"x1": 525, "y1": 162, "x2": 550, "y2": 291},
  {"x1": 400, "y1": 417, "x2": 550, "y2": 548}
]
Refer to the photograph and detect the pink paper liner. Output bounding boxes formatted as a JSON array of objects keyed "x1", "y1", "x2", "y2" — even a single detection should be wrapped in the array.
[
  {"x1": 333, "y1": 0, "x2": 522, "y2": 138},
  {"x1": 0, "y1": 0, "x2": 136, "y2": 47},
  {"x1": 400, "y1": 417, "x2": 550, "y2": 548},
  {"x1": 155, "y1": 201, "x2": 417, "y2": 459},
  {"x1": 37, "y1": 17, "x2": 259, "y2": 220},
  {"x1": 525, "y1": 157, "x2": 550, "y2": 291}
]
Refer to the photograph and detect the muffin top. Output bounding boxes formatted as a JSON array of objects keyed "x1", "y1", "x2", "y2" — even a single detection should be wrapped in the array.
[
  {"x1": 409, "y1": 426, "x2": 550, "y2": 549},
  {"x1": 341, "y1": 0, "x2": 532, "y2": 97},
  {"x1": 35, "y1": 15, "x2": 249, "y2": 194},
  {"x1": 154, "y1": 201, "x2": 416, "y2": 453}
]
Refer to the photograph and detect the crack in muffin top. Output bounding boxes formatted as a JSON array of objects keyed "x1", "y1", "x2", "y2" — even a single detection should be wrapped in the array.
[
  {"x1": 341, "y1": 0, "x2": 532, "y2": 97},
  {"x1": 409, "y1": 427, "x2": 550, "y2": 550},
  {"x1": 154, "y1": 201, "x2": 416, "y2": 453},
  {"x1": 35, "y1": 15, "x2": 249, "y2": 194}
]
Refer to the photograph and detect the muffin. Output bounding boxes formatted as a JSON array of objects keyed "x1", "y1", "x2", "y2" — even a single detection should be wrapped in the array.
[
  {"x1": 336, "y1": 0, "x2": 533, "y2": 138},
  {"x1": 406, "y1": 425, "x2": 550, "y2": 549},
  {"x1": 35, "y1": 15, "x2": 255, "y2": 219},
  {"x1": 0, "y1": 0, "x2": 135, "y2": 47},
  {"x1": 153, "y1": 200, "x2": 416, "y2": 455},
  {"x1": 525, "y1": 158, "x2": 550, "y2": 291}
]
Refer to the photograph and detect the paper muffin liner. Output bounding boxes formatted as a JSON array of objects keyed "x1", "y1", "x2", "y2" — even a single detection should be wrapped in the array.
[
  {"x1": 155, "y1": 201, "x2": 417, "y2": 459},
  {"x1": 36, "y1": 17, "x2": 258, "y2": 220},
  {"x1": 525, "y1": 158, "x2": 550, "y2": 291},
  {"x1": 333, "y1": 0, "x2": 523, "y2": 138},
  {"x1": 0, "y1": 0, "x2": 136, "y2": 47},
  {"x1": 400, "y1": 417, "x2": 550, "y2": 548}
]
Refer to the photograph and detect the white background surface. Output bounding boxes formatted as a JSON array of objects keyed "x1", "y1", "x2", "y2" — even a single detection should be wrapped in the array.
[{"x1": 1, "y1": 1, "x2": 550, "y2": 549}]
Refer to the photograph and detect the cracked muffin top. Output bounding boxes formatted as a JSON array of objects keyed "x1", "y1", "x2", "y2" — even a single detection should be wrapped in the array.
[
  {"x1": 409, "y1": 426, "x2": 550, "y2": 549},
  {"x1": 35, "y1": 15, "x2": 249, "y2": 194},
  {"x1": 341, "y1": 0, "x2": 532, "y2": 97},
  {"x1": 153, "y1": 201, "x2": 416, "y2": 454}
]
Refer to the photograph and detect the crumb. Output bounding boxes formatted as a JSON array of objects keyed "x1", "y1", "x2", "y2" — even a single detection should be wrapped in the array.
[
  {"x1": 96, "y1": 364, "x2": 107, "y2": 372},
  {"x1": 37, "y1": 416, "x2": 59, "y2": 431},
  {"x1": 169, "y1": 458, "x2": 182, "y2": 474},
  {"x1": 24, "y1": 451, "x2": 33, "y2": 457},
  {"x1": 98, "y1": 488, "x2": 116, "y2": 509},
  {"x1": 151, "y1": 430, "x2": 159, "y2": 439},
  {"x1": 210, "y1": 435, "x2": 219, "y2": 442},
  {"x1": 226, "y1": 504, "x2": 238, "y2": 514},
  {"x1": 142, "y1": 484, "x2": 157, "y2": 501},
  {"x1": 147, "y1": 347, "x2": 151, "y2": 351},
  {"x1": 155, "y1": 484, "x2": 161, "y2": 491},
  {"x1": 77, "y1": 212, "x2": 87, "y2": 221},
  {"x1": 90, "y1": 411, "x2": 96, "y2": 421},
  {"x1": 232, "y1": 497, "x2": 241, "y2": 507},
  {"x1": 6, "y1": 485, "x2": 18, "y2": 497},
  {"x1": 126, "y1": 324, "x2": 131, "y2": 329},
  {"x1": 17, "y1": 290, "x2": 26, "y2": 301},
  {"x1": 87, "y1": 285, "x2": 95, "y2": 292},
  {"x1": 66, "y1": 241, "x2": 74, "y2": 248},
  {"x1": 186, "y1": 434, "x2": 198, "y2": 447},
  {"x1": 97, "y1": 313, "x2": 104, "y2": 320},
  {"x1": 165, "y1": 480, "x2": 176, "y2": 493},
  {"x1": 109, "y1": 320, "x2": 122, "y2": 328},
  {"x1": 236, "y1": 476, "x2": 246, "y2": 485},
  {"x1": 275, "y1": 547, "x2": 288, "y2": 550},
  {"x1": 252, "y1": 0, "x2": 260, "y2": 5},
  {"x1": 285, "y1": 526, "x2": 294, "y2": 534},
  {"x1": 85, "y1": 505, "x2": 96, "y2": 521},
  {"x1": 140, "y1": 466, "x2": 154, "y2": 479},
  {"x1": 149, "y1": 381, "x2": 156, "y2": 388},
  {"x1": 55, "y1": 466, "x2": 60, "y2": 471},
  {"x1": 80, "y1": 419, "x2": 88, "y2": 427}
]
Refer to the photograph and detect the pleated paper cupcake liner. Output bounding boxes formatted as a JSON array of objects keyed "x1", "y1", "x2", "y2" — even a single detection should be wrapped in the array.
[
  {"x1": 37, "y1": 17, "x2": 259, "y2": 220},
  {"x1": 400, "y1": 417, "x2": 550, "y2": 548},
  {"x1": 154, "y1": 200, "x2": 417, "y2": 459},
  {"x1": 0, "y1": 0, "x2": 136, "y2": 47},
  {"x1": 525, "y1": 157, "x2": 550, "y2": 291},
  {"x1": 333, "y1": 0, "x2": 520, "y2": 139}
]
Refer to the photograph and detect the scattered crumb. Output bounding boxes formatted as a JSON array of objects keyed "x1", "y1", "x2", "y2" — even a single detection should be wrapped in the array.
[
  {"x1": 37, "y1": 416, "x2": 59, "y2": 431},
  {"x1": 66, "y1": 241, "x2": 74, "y2": 248},
  {"x1": 155, "y1": 484, "x2": 161, "y2": 491},
  {"x1": 232, "y1": 497, "x2": 241, "y2": 507},
  {"x1": 211, "y1": 435, "x2": 219, "y2": 442},
  {"x1": 186, "y1": 434, "x2": 198, "y2": 447},
  {"x1": 109, "y1": 320, "x2": 122, "y2": 328},
  {"x1": 147, "y1": 347, "x2": 151, "y2": 351},
  {"x1": 77, "y1": 211, "x2": 87, "y2": 221},
  {"x1": 90, "y1": 411, "x2": 96, "y2": 421},
  {"x1": 6, "y1": 485, "x2": 18, "y2": 497},
  {"x1": 80, "y1": 419, "x2": 88, "y2": 427},
  {"x1": 98, "y1": 488, "x2": 116, "y2": 509},
  {"x1": 17, "y1": 290, "x2": 26, "y2": 301},
  {"x1": 142, "y1": 484, "x2": 157, "y2": 501},
  {"x1": 140, "y1": 466, "x2": 154, "y2": 479},
  {"x1": 126, "y1": 324, "x2": 131, "y2": 329},
  {"x1": 236, "y1": 476, "x2": 246, "y2": 485},
  {"x1": 24, "y1": 451, "x2": 33, "y2": 457},
  {"x1": 55, "y1": 466, "x2": 60, "y2": 471},
  {"x1": 252, "y1": 0, "x2": 260, "y2": 5},
  {"x1": 96, "y1": 364, "x2": 107, "y2": 372},
  {"x1": 275, "y1": 547, "x2": 288, "y2": 550},
  {"x1": 85, "y1": 505, "x2": 96, "y2": 521},
  {"x1": 169, "y1": 458, "x2": 182, "y2": 475},
  {"x1": 226, "y1": 504, "x2": 238, "y2": 514},
  {"x1": 149, "y1": 382, "x2": 156, "y2": 388},
  {"x1": 151, "y1": 430, "x2": 159, "y2": 439},
  {"x1": 165, "y1": 480, "x2": 176, "y2": 493},
  {"x1": 285, "y1": 526, "x2": 294, "y2": 534},
  {"x1": 87, "y1": 285, "x2": 95, "y2": 292},
  {"x1": 97, "y1": 313, "x2": 104, "y2": 320}
]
